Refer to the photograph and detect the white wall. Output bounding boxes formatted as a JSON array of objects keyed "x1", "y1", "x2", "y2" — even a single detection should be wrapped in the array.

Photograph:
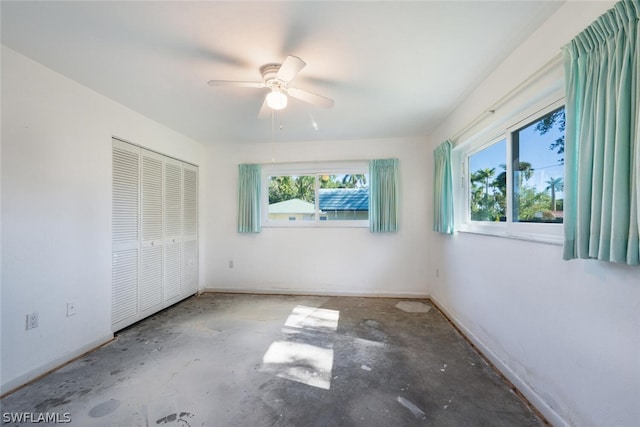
[
  {"x1": 204, "y1": 137, "x2": 431, "y2": 297},
  {"x1": 0, "y1": 46, "x2": 207, "y2": 393},
  {"x1": 429, "y1": 2, "x2": 640, "y2": 427}
]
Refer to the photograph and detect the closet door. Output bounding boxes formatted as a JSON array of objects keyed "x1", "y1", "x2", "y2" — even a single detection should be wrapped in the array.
[
  {"x1": 182, "y1": 163, "x2": 199, "y2": 295},
  {"x1": 112, "y1": 140, "x2": 198, "y2": 331},
  {"x1": 112, "y1": 140, "x2": 140, "y2": 330},
  {"x1": 163, "y1": 157, "x2": 183, "y2": 304},
  {"x1": 140, "y1": 149, "x2": 164, "y2": 315}
]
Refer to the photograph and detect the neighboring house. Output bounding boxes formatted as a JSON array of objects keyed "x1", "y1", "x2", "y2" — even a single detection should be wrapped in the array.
[
  {"x1": 268, "y1": 189, "x2": 369, "y2": 221},
  {"x1": 319, "y1": 188, "x2": 369, "y2": 220},
  {"x1": 533, "y1": 209, "x2": 564, "y2": 222},
  {"x1": 268, "y1": 199, "x2": 316, "y2": 221},
  {"x1": 548, "y1": 210, "x2": 564, "y2": 222}
]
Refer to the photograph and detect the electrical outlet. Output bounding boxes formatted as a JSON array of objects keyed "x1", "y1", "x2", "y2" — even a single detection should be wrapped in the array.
[
  {"x1": 228, "y1": 260, "x2": 234, "y2": 269},
  {"x1": 26, "y1": 312, "x2": 39, "y2": 330},
  {"x1": 66, "y1": 302, "x2": 77, "y2": 317}
]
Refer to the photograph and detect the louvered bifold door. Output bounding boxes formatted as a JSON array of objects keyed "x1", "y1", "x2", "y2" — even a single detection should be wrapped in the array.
[
  {"x1": 163, "y1": 157, "x2": 183, "y2": 305},
  {"x1": 112, "y1": 140, "x2": 140, "y2": 330},
  {"x1": 182, "y1": 163, "x2": 199, "y2": 295},
  {"x1": 140, "y1": 149, "x2": 164, "y2": 316}
]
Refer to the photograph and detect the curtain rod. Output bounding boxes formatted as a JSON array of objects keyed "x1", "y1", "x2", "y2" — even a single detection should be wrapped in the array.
[{"x1": 449, "y1": 52, "x2": 563, "y2": 142}]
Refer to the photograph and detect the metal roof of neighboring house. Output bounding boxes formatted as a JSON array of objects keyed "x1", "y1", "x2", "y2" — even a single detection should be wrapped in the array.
[
  {"x1": 319, "y1": 188, "x2": 369, "y2": 211},
  {"x1": 268, "y1": 199, "x2": 316, "y2": 214}
]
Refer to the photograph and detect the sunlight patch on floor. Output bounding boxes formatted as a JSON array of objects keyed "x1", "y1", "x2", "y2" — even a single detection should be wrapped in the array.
[
  {"x1": 261, "y1": 305, "x2": 340, "y2": 390},
  {"x1": 284, "y1": 305, "x2": 340, "y2": 332},
  {"x1": 262, "y1": 341, "x2": 334, "y2": 390}
]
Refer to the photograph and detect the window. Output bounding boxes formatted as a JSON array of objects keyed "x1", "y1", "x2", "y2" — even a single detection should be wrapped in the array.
[
  {"x1": 262, "y1": 162, "x2": 369, "y2": 227},
  {"x1": 457, "y1": 99, "x2": 565, "y2": 243},
  {"x1": 512, "y1": 107, "x2": 564, "y2": 224}
]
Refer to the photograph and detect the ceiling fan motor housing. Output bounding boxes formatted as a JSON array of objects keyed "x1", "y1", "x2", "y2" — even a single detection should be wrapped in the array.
[{"x1": 260, "y1": 63, "x2": 283, "y2": 88}]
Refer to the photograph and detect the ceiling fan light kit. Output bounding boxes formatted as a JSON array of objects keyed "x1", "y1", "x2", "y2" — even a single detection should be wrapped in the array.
[
  {"x1": 207, "y1": 55, "x2": 335, "y2": 116},
  {"x1": 266, "y1": 87, "x2": 288, "y2": 110}
]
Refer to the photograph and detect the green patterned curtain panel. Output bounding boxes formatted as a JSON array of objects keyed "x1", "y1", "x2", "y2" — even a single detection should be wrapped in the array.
[
  {"x1": 369, "y1": 158, "x2": 399, "y2": 233},
  {"x1": 433, "y1": 140, "x2": 454, "y2": 234},
  {"x1": 561, "y1": 0, "x2": 639, "y2": 264},
  {"x1": 237, "y1": 164, "x2": 262, "y2": 233}
]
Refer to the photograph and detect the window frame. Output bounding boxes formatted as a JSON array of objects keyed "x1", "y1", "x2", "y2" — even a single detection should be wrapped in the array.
[
  {"x1": 455, "y1": 95, "x2": 565, "y2": 245},
  {"x1": 261, "y1": 161, "x2": 370, "y2": 228}
]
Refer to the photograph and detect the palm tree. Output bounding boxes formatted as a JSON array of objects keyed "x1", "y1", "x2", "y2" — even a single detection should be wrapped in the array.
[
  {"x1": 515, "y1": 161, "x2": 534, "y2": 189},
  {"x1": 471, "y1": 168, "x2": 496, "y2": 219},
  {"x1": 341, "y1": 174, "x2": 367, "y2": 188},
  {"x1": 545, "y1": 177, "x2": 564, "y2": 211},
  {"x1": 492, "y1": 164, "x2": 507, "y2": 197},
  {"x1": 473, "y1": 168, "x2": 495, "y2": 202},
  {"x1": 295, "y1": 176, "x2": 315, "y2": 202},
  {"x1": 492, "y1": 165, "x2": 507, "y2": 218}
]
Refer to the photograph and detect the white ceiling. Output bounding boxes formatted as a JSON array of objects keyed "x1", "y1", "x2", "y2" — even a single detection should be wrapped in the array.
[{"x1": 1, "y1": 1, "x2": 563, "y2": 144}]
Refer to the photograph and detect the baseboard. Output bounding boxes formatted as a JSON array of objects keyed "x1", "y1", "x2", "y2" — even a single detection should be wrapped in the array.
[
  {"x1": 429, "y1": 296, "x2": 567, "y2": 427},
  {"x1": 201, "y1": 286, "x2": 429, "y2": 299},
  {"x1": 1, "y1": 334, "x2": 114, "y2": 397}
]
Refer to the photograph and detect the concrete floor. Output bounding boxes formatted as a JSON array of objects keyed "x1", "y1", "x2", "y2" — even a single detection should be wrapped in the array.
[{"x1": 1, "y1": 294, "x2": 544, "y2": 426}]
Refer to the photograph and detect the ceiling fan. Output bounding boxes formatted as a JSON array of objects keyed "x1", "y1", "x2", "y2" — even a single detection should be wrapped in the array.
[{"x1": 207, "y1": 55, "x2": 335, "y2": 118}]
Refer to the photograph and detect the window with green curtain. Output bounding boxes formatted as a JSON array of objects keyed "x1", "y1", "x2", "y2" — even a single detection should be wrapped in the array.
[
  {"x1": 433, "y1": 140, "x2": 454, "y2": 234},
  {"x1": 237, "y1": 164, "x2": 262, "y2": 233},
  {"x1": 561, "y1": 0, "x2": 639, "y2": 265},
  {"x1": 369, "y1": 158, "x2": 398, "y2": 232}
]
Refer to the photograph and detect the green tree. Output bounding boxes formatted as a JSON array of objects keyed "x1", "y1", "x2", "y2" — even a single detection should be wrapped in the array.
[
  {"x1": 341, "y1": 174, "x2": 367, "y2": 188},
  {"x1": 492, "y1": 164, "x2": 507, "y2": 219},
  {"x1": 472, "y1": 168, "x2": 495, "y2": 202},
  {"x1": 471, "y1": 168, "x2": 500, "y2": 221},
  {"x1": 516, "y1": 161, "x2": 534, "y2": 182},
  {"x1": 516, "y1": 186, "x2": 552, "y2": 221},
  {"x1": 545, "y1": 177, "x2": 564, "y2": 211},
  {"x1": 492, "y1": 164, "x2": 507, "y2": 194},
  {"x1": 269, "y1": 176, "x2": 295, "y2": 204},
  {"x1": 294, "y1": 176, "x2": 315, "y2": 202},
  {"x1": 512, "y1": 161, "x2": 534, "y2": 195},
  {"x1": 269, "y1": 175, "x2": 315, "y2": 204},
  {"x1": 319, "y1": 175, "x2": 339, "y2": 188}
]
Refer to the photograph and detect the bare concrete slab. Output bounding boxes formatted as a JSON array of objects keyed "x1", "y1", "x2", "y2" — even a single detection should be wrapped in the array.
[{"x1": 1, "y1": 294, "x2": 543, "y2": 426}]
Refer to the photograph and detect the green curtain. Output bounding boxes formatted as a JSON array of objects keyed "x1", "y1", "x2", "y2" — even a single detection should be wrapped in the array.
[
  {"x1": 369, "y1": 158, "x2": 399, "y2": 232},
  {"x1": 561, "y1": 0, "x2": 639, "y2": 264},
  {"x1": 433, "y1": 140, "x2": 454, "y2": 234},
  {"x1": 237, "y1": 164, "x2": 262, "y2": 233}
]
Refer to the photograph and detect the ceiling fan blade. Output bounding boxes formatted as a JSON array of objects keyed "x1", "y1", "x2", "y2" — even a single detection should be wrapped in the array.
[
  {"x1": 277, "y1": 55, "x2": 306, "y2": 82},
  {"x1": 207, "y1": 80, "x2": 265, "y2": 88},
  {"x1": 287, "y1": 87, "x2": 335, "y2": 108}
]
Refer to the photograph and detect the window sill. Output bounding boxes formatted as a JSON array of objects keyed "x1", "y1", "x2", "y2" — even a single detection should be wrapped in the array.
[
  {"x1": 262, "y1": 221, "x2": 369, "y2": 229},
  {"x1": 456, "y1": 225, "x2": 563, "y2": 246}
]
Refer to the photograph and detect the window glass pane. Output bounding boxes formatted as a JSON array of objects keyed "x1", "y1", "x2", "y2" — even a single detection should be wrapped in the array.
[
  {"x1": 318, "y1": 174, "x2": 369, "y2": 221},
  {"x1": 512, "y1": 107, "x2": 564, "y2": 223},
  {"x1": 268, "y1": 175, "x2": 316, "y2": 221},
  {"x1": 469, "y1": 139, "x2": 507, "y2": 222}
]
